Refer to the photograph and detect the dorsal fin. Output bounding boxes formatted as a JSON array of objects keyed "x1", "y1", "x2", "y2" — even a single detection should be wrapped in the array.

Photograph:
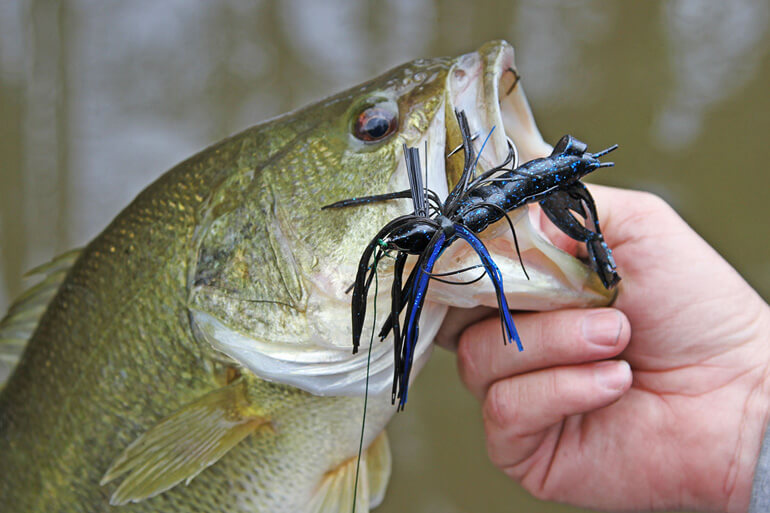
[{"x1": 0, "y1": 249, "x2": 81, "y2": 385}]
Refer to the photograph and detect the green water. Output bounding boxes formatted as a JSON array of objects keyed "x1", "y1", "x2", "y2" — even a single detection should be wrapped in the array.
[{"x1": 1, "y1": 1, "x2": 768, "y2": 511}]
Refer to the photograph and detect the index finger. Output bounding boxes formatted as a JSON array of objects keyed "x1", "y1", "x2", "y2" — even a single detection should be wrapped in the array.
[{"x1": 456, "y1": 307, "x2": 631, "y2": 400}]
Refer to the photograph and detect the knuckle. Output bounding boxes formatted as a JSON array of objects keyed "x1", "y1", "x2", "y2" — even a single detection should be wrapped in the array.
[
  {"x1": 524, "y1": 480, "x2": 555, "y2": 502},
  {"x1": 483, "y1": 380, "x2": 517, "y2": 428},
  {"x1": 487, "y1": 444, "x2": 505, "y2": 470},
  {"x1": 456, "y1": 331, "x2": 480, "y2": 387},
  {"x1": 486, "y1": 436, "x2": 513, "y2": 470},
  {"x1": 630, "y1": 190, "x2": 672, "y2": 216},
  {"x1": 500, "y1": 462, "x2": 526, "y2": 482},
  {"x1": 543, "y1": 370, "x2": 563, "y2": 400},
  {"x1": 526, "y1": 314, "x2": 545, "y2": 344},
  {"x1": 612, "y1": 190, "x2": 677, "y2": 241},
  {"x1": 514, "y1": 462, "x2": 561, "y2": 501}
]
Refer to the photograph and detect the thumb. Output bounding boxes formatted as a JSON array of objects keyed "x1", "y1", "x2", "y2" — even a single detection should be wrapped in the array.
[{"x1": 433, "y1": 306, "x2": 497, "y2": 351}]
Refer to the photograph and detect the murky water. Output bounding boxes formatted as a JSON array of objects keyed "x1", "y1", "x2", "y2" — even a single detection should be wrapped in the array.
[{"x1": 1, "y1": 1, "x2": 768, "y2": 511}]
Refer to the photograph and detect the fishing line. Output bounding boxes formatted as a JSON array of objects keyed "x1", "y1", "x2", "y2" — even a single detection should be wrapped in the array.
[
  {"x1": 343, "y1": 242, "x2": 394, "y2": 294},
  {"x1": 466, "y1": 126, "x2": 495, "y2": 186},
  {"x1": 424, "y1": 139, "x2": 429, "y2": 202},
  {"x1": 505, "y1": 66, "x2": 521, "y2": 95},
  {"x1": 428, "y1": 271, "x2": 486, "y2": 286},
  {"x1": 421, "y1": 262, "x2": 487, "y2": 285},
  {"x1": 351, "y1": 253, "x2": 378, "y2": 513}
]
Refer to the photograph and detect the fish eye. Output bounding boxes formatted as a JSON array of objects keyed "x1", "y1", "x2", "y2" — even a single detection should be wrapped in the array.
[{"x1": 352, "y1": 103, "x2": 398, "y2": 142}]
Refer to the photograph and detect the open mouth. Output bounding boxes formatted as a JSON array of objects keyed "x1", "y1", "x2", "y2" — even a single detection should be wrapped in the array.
[{"x1": 414, "y1": 41, "x2": 614, "y2": 312}]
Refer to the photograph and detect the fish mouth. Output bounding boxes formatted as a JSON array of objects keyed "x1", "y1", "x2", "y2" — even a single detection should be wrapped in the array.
[{"x1": 426, "y1": 40, "x2": 614, "y2": 310}]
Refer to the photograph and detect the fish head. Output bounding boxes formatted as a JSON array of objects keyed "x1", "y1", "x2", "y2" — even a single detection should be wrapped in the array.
[
  {"x1": 188, "y1": 40, "x2": 614, "y2": 398},
  {"x1": 187, "y1": 54, "x2": 454, "y2": 395}
]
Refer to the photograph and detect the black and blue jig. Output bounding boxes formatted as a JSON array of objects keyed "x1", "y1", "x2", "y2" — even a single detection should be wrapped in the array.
[{"x1": 324, "y1": 110, "x2": 620, "y2": 410}]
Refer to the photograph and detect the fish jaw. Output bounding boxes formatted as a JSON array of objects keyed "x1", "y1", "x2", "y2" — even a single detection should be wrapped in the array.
[{"x1": 428, "y1": 40, "x2": 616, "y2": 312}]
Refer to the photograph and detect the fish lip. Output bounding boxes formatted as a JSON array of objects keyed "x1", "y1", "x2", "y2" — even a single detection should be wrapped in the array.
[
  {"x1": 446, "y1": 40, "x2": 553, "y2": 179},
  {"x1": 430, "y1": 41, "x2": 615, "y2": 310}
]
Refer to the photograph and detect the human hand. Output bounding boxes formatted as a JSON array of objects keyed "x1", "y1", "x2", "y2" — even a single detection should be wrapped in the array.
[{"x1": 435, "y1": 185, "x2": 770, "y2": 512}]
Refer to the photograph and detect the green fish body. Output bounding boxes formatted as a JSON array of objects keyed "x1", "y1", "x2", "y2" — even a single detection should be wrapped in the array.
[{"x1": 0, "y1": 41, "x2": 612, "y2": 512}]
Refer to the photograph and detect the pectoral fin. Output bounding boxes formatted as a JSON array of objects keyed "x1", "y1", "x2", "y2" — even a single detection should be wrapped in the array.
[
  {"x1": 308, "y1": 431, "x2": 391, "y2": 513},
  {"x1": 101, "y1": 379, "x2": 271, "y2": 505}
]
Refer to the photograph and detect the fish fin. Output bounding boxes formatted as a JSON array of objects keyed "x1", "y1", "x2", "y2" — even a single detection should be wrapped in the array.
[
  {"x1": 101, "y1": 379, "x2": 271, "y2": 505},
  {"x1": 0, "y1": 249, "x2": 82, "y2": 386},
  {"x1": 365, "y1": 431, "x2": 391, "y2": 508},
  {"x1": 308, "y1": 431, "x2": 391, "y2": 513}
]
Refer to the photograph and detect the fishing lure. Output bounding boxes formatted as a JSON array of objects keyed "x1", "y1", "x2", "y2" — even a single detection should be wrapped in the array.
[{"x1": 323, "y1": 110, "x2": 619, "y2": 409}]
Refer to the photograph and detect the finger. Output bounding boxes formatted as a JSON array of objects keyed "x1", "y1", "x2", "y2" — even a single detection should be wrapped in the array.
[
  {"x1": 457, "y1": 308, "x2": 630, "y2": 400},
  {"x1": 528, "y1": 204, "x2": 580, "y2": 257},
  {"x1": 483, "y1": 359, "x2": 632, "y2": 471},
  {"x1": 532, "y1": 184, "x2": 679, "y2": 258},
  {"x1": 568, "y1": 184, "x2": 680, "y2": 251},
  {"x1": 434, "y1": 306, "x2": 497, "y2": 352}
]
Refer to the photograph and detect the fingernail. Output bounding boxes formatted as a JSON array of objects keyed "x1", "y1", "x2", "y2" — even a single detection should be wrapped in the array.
[
  {"x1": 582, "y1": 309, "x2": 622, "y2": 347},
  {"x1": 594, "y1": 360, "x2": 631, "y2": 391}
]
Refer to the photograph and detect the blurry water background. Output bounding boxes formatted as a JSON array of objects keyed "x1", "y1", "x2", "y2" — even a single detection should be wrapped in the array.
[{"x1": 1, "y1": 1, "x2": 769, "y2": 512}]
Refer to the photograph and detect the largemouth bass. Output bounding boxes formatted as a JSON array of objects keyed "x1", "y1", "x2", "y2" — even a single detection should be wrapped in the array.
[{"x1": 0, "y1": 40, "x2": 613, "y2": 512}]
